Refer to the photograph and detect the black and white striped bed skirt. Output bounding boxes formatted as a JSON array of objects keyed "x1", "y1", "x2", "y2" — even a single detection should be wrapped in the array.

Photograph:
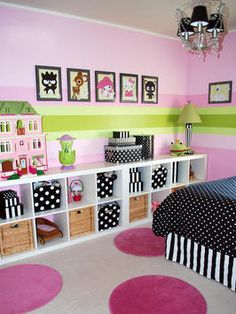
[{"x1": 166, "y1": 232, "x2": 236, "y2": 292}]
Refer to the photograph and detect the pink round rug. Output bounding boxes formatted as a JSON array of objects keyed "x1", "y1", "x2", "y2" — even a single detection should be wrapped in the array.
[
  {"x1": 109, "y1": 275, "x2": 207, "y2": 314},
  {"x1": 114, "y1": 227, "x2": 165, "y2": 256},
  {"x1": 0, "y1": 264, "x2": 63, "y2": 314}
]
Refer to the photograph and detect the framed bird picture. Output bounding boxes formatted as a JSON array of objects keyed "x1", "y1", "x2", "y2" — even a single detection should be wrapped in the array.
[
  {"x1": 35, "y1": 65, "x2": 62, "y2": 101},
  {"x1": 141, "y1": 75, "x2": 158, "y2": 104}
]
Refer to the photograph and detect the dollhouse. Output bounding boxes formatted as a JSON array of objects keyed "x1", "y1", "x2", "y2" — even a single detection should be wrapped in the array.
[{"x1": 0, "y1": 101, "x2": 48, "y2": 179}]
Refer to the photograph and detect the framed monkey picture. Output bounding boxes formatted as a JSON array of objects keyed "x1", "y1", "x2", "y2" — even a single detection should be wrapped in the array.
[
  {"x1": 67, "y1": 68, "x2": 91, "y2": 102},
  {"x1": 35, "y1": 65, "x2": 62, "y2": 101},
  {"x1": 141, "y1": 75, "x2": 158, "y2": 104}
]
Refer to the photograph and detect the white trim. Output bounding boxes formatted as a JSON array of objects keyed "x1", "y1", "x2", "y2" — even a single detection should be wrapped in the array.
[{"x1": 0, "y1": 1, "x2": 177, "y2": 40}]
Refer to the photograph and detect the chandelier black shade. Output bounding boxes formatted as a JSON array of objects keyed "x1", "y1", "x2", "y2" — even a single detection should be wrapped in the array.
[
  {"x1": 207, "y1": 13, "x2": 224, "y2": 33},
  {"x1": 190, "y1": 5, "x2": 209, "y2": 27},
  {"x1": 177, "y1": 18, "x2": 194, "y2": 37}
]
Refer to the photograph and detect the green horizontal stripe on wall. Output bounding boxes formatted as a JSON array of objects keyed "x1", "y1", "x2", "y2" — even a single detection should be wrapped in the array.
[
  {"x1": 42, "y1": 115, "x2": 179, "y2": 132},
  {"x1": 200, "y1": 115, "x2": 236, "y2": 128},
  {"x1": 42, "y1": 113, "x2": 236, "y2": 133}
]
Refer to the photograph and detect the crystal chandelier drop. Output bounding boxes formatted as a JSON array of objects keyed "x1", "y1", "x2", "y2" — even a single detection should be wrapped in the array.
[{"x1": 176, "y1": 0, "x2": 226, "y2": 57}]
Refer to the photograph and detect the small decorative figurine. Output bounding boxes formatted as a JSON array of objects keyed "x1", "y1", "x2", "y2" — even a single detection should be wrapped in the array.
[
  {"x1": 170, "y1": 139, "x2": 189, "y2": 156},
  {"x1": 57, "y1": 134, "x2": 76, "y2": 170},
  {"x1": 70, "y1": 179, "x2": 84, "y2": 201}
]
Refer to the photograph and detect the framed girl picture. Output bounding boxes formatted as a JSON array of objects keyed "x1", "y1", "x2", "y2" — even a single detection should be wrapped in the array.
[
  {"x1": 35, "y1": 65, "x2": 62, "y2": 101},
  {"x1": 67, "y1": 68, "x2": 90, "y2": 102},
  {"x1": 120, "y1": 73, "x2": 138, "y2": 103},
  {"x1": 142, "y1": 75, "x2": 158, "y2": 104},
  {"x1": 208, "y1": 81, "x2": 232, "y2": 104},
  {"x1": 95, "y1": 71, "x2": 116, "y2": 102}
]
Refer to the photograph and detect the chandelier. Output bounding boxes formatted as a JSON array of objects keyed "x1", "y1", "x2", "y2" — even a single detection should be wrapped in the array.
[{"x1": 176, "y1": 0, "x2": 226, "y2": 56}]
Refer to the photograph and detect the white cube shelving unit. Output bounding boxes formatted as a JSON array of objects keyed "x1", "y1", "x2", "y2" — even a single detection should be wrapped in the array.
[{"x1": 0, "y1": 153, "x2": 207, "y2": 264}]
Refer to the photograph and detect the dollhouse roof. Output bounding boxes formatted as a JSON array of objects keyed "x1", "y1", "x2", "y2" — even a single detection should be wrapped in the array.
[{"x1": 0, "y1": 101, "x2": 38, "y2": 115}]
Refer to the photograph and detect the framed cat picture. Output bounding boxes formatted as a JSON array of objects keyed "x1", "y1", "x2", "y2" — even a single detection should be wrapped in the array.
[{"x1": 35, "y1": 65, "x2": 62, "y2": 101}]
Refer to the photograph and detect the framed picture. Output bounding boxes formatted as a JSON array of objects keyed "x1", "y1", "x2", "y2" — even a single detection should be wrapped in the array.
[
  {"x1": 141, "y1": 75, "x2": 158, "y2": 104},
  {"x1": 208, "y1": 81, "x2": 232, "y2": 104},
  {"x1": 67, "y1": 68, "x2": 90, "y2": 102},
  {"x1": 35, "y1": 65, "x2": 62, "y2": 101},
  {"x1": 120, "y1": 73, "x2": 138, "y2": 103},
  {"x1": 95, "y1": 71, "x2": 116, "y2": 102}
]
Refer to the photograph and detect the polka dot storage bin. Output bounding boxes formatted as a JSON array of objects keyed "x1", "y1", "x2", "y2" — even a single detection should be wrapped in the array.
[
  {"x1": 97, "y1": 172, "x2": 117, "y2": 199},
  {"x1": 33, "y1": 181, "x2": 61, "y2": 212},
  {"x1": 152, "y1": 165, "x2": 168, "y2": 189},
  {"x1": 98, "y1": 202, "x2": 120, "y2": 231}
]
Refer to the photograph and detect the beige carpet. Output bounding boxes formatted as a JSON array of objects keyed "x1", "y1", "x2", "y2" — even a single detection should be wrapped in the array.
[{"x1": 7, "y1": 223, "x2": 236, "y2": 314}]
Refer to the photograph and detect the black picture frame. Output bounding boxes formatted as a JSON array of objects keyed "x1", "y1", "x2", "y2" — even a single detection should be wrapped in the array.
[
  {"x1": 95, "y1": 71, "x2": 116, "y2": 102},
  {"x1": 141, "y1": 75, "x2": 158, "y2": 104},
  {"x1": 35, "y1": 65, "x2": 62, "y2": 101},
  {"x1": 208, "y1": 81, "x2": 232, "y2": 104},
  {"x1": 67, "y1": 68, "x2": 91, "y2": 102},
  {"x1": 120, "y1": 73, "x2": 138, "y2": 103}
]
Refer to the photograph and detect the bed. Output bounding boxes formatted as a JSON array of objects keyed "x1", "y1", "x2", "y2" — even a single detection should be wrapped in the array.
[{"x1": 152, "y1": 176, "x2": 236, "y2": 291}]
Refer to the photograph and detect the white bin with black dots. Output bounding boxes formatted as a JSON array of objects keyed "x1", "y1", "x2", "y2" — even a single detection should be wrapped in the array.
[
  {"x1": 152, "y1": 165, "x2": 168, "y2": 189},
  {"x1": 97, "y1": 172, "x2": 117, "y2": 199},
  {"x1": 98, "y1": 202, "x2": 120, "y2": 231},
  {"x1": 33, "y1": 181, "x2": 61, "y2": 212}
]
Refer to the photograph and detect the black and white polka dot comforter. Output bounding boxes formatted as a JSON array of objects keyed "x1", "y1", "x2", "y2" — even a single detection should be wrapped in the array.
[{"x1": 152, "y1": 176, "x2": 236, "y2": 258}]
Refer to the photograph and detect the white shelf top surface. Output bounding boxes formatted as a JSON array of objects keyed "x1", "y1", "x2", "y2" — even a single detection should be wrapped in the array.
[{"x1": 0, "y1": 153, "x2": 207, "y2": 187}]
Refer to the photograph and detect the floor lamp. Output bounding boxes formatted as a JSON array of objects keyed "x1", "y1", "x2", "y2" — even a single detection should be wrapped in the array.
[{"x1": 178, "y1": 101, "x2": 202, "y2": 154}]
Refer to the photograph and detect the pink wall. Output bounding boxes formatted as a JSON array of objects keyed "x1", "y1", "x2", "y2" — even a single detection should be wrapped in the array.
[
  {"x1": 187, "y1": 32, "x2": 236, "y2": 106},
  {"x1": 0, "y1": 5, "x2": 188, "y2": 107},
  {"x1": 187, "y1": 31, "x2": 236, "y2": 180}
]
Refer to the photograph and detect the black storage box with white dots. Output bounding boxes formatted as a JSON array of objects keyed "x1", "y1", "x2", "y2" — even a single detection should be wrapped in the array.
[
  {"x1": 97, "y1": 172, "x2": 117, "y2": 199},
  {"x1": 0, "y1": 190, "x2": 24, "y2": 219},
  {"x1": 104, "y1": 145, "x2": 142, "y2": 163},
  {"x1": 152, "y1": 165, "x2": 168, "y2": 189},
  {"x1": 98, "y1": 202, "x2": 120, "y2": 231},
  {"x1": 33, "y1": 181, "x2": 61, "y2": 212}
]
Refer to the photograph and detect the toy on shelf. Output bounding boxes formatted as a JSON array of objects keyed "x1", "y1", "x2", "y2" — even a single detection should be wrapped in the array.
[
  {"x1": 70, "y1": 179, "x2": 84, "y2": 201},
  {"x1": 151, "y1": 200, "x2": 160, "y2": 213},
  {"x1": 170, "y1": 139, "x2": 189, "y2": 156},
  {"x1": 0, "y1": 101, "x2": 48, "y2": 180},
  {"x1": 57, "y1": 134, "x2": 76, "y2": 170},
  {"x1": 36, "y1": 217, "x2": 63, "y2": 245}
]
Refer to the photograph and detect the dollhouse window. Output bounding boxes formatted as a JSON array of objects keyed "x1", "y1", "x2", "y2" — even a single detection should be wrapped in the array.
[
  {"x1": 0, "y1": 122, "x2": 5, "y2": 133},
  {"x1": 34, "y1": 121, "x2": 38, "y2": 130},
  {"x1": 5, "y1": 141, "x2": 11, "y2": 152},
  {"x1": 6, "y1": 121, "x2": 11, "y2": 132},
  {"x1": 38, "y1": 139, "x2": 42, "y2": 148},
  {"x1": 33, "y1": 139, "x2": 37, "y2": 149},
  {"x1": 29, "y1": 121, "x2": 33, "y2": 131},
  {"x1": 0, "y1": 141, "x2": 5, "y2": 152}
]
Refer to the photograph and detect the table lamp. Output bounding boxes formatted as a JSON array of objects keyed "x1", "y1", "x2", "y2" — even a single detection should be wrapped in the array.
[{"x1": 178, "y1": 101, "x2": 202, "y2": 154}]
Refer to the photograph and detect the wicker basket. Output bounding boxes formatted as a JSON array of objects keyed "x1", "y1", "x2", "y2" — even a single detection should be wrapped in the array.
[
  {"x1": 69, "y1": 206, "x2": 95, "y2": 238},
  {"x1": 129, "y1": 194, "x2": 148, "y2": 223},
  {"x1": 0, "y1": 220, "x2": 34, "y2": 256}
]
